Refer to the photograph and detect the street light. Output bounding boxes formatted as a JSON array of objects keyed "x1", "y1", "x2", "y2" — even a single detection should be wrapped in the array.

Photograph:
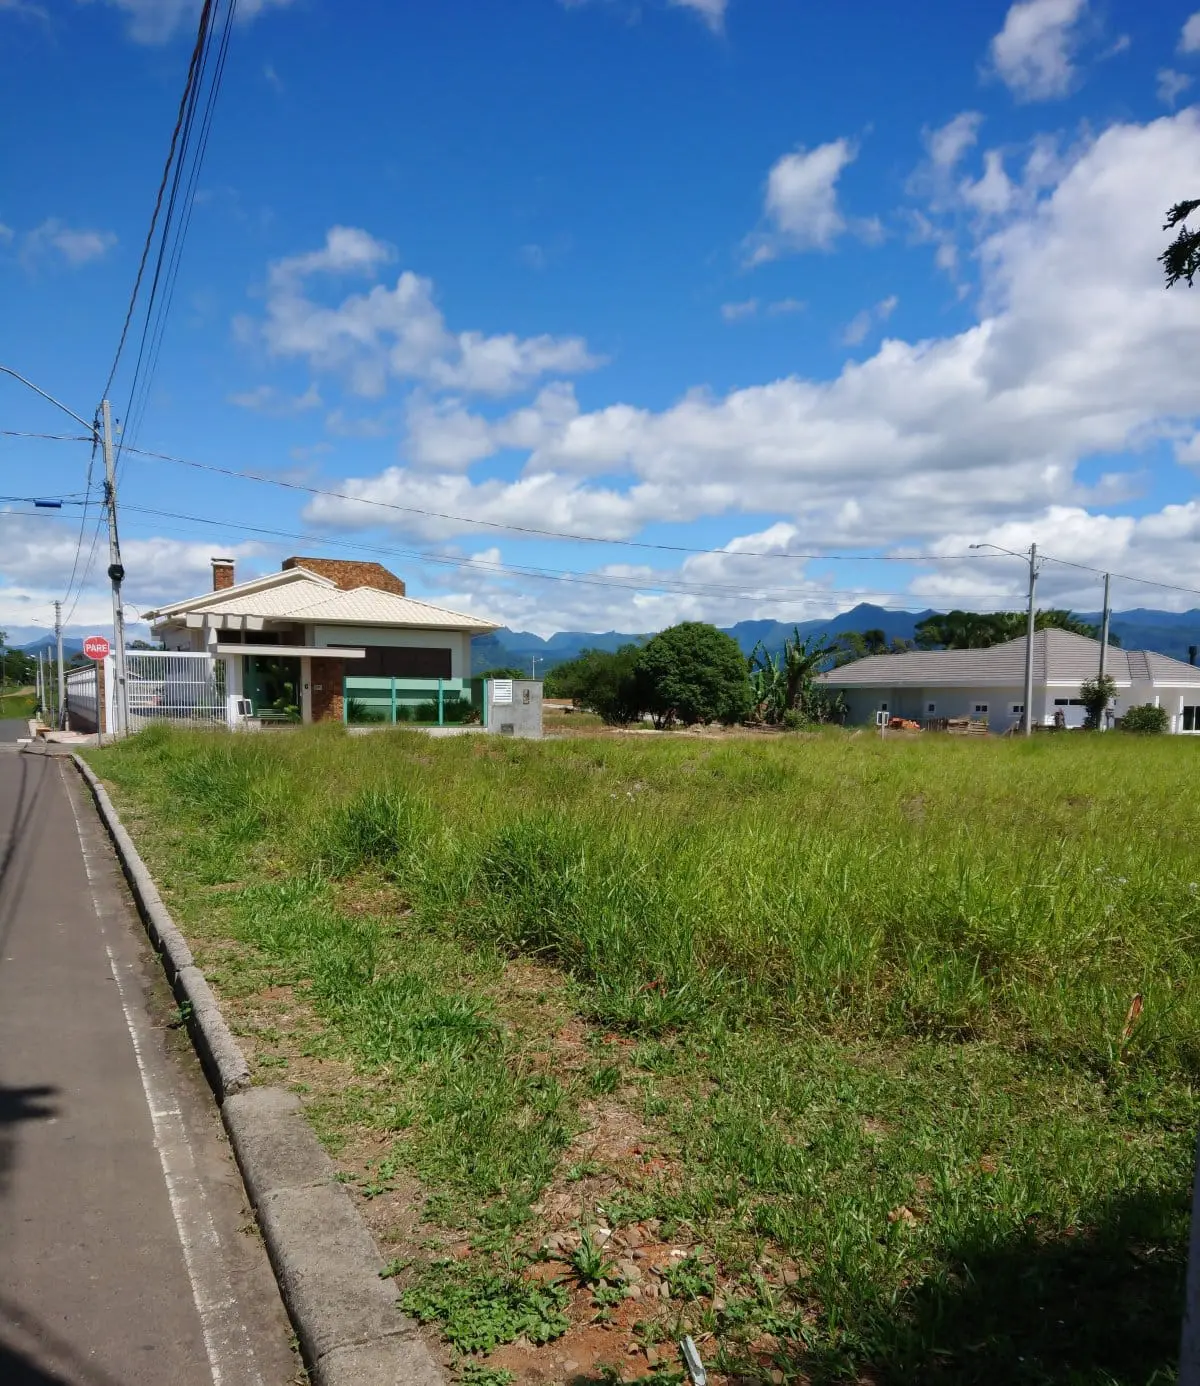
[{"x1": 969, "y1": 541, "x2": 1039, "y2": 736}]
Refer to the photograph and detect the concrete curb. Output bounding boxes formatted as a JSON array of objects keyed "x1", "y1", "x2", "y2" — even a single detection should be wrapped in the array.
[{"x1": 70, "y1": 754, "x2": 445, "y2": 1386}]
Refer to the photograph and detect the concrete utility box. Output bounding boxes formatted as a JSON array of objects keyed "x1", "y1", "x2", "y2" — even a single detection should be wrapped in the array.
[{"x1": 487, "y1": 678, "x2": 542, "y2": 738}]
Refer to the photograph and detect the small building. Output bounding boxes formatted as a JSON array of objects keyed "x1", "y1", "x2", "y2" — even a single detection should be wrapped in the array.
[
  {"x1": 817, "y1": 629, "x2": 1200, "y2": 734},
  {"x1": 145, "y1": 557, "x2": 499, "y2": 725}
]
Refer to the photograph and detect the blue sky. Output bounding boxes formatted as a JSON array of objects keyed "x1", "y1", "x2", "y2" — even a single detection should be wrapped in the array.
[{"x1": 3, "y1": 0, "x2": 1200, "y2": 642}]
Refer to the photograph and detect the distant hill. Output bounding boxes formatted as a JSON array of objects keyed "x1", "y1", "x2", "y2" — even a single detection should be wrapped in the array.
[
  {"x1": 19, "y1": 636, "x2": 85, "y2": 659},
  {"x1": 471, "y1": 604, "x2": 1200, "y2": 673}
]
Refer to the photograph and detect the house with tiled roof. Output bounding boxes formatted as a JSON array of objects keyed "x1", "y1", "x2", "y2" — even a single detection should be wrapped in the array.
[
  {"x1": 145, "y1": 557, "x2": 498, "y2": 725},
  {"x1": 817, "y1": 629, "x2": 1200, "y2": 734}
]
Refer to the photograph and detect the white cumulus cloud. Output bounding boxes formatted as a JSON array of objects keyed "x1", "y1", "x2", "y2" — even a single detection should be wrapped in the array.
[
  {"x1": 667, "y1": 0, "x2": 726, "y2": 32},
  {"x1": 252, "y1": 226, "x2": 602, "y2": 399},
  {"x1": 1158, "y1": 68, "x2": 1192, "y2": 109},
  {"x1": 21, "y1": 218, "x2": 116, "y2": 266},
  {"x1": 990, "y1": 0, "x2": 1087, "y2": 102},
  {"x1": 85, "y1": 0, "x2": 295, "y2": 45},
  {"x1": 299, "y1": 111, "x2": 1200, "y2": 625},
  {"x1": 1181, "y1": 12, "x2": 1200, "y2": 54},
  {"x1": 745, "y1": 138, "x2": 878, "y2": 263}
]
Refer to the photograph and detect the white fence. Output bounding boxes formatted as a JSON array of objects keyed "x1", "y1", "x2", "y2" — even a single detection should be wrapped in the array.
[
  {"x1": 65, "y1": 662, "x2": 99, "y2": 731},
  {"x1": 126, "y1": 651, "x2": 227, "y2": 731}
]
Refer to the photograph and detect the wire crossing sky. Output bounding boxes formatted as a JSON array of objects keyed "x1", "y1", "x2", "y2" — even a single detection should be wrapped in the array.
[{"x1": 2, "y1": 0, "x2": 1200, "y2": 640}]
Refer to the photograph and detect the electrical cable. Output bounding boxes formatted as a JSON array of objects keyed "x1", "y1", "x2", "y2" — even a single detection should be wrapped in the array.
[
  {"x1": 122, "y1": 445, "x2": 1011, "y2": 563},
  {"x1": 0, "y1": 430, "x2": 93, "y2": 442},
  {"x1": 1038, "y1": 552, "x2": 1200, "y2": 601},
  {"x1": 117, "y1": 501, "x2": 953, "y2": 606},
  {"x1": 60, "y1": 433, "x2": 100, "y2": 612},
  {"x1": 99, "y1": 0, "x2": 218, "y2": 404},
  {"x1": 115, "y1": 0, "x2": 235, "y2": 475}
]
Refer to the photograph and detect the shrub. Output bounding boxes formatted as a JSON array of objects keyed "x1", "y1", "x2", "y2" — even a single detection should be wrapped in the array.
[
  {"x1": 345, "y1": 697, "x2": 384, "y2": 724},
  {"x1": 547, "y1": 645, "x2": 643, "y2": 724},
  {"x1": 1120, "y1": 702, "x2": 1170, "y2": 734},
  {"x1": 635, "y1": 622, "x2": 751, "y2": 727}
]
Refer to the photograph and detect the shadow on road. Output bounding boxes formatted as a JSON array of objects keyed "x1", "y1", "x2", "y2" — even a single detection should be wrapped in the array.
[
  {"x1": 0, "y1": 1296, "x2": 125, "y2": 1386},
  {"x1": 0, "y1": 1084, "x2": 58, "y2": 1203}
]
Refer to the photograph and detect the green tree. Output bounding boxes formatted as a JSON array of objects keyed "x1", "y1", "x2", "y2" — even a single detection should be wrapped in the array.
[
  {"x1": 1078, "y1": 673, "x2": 1118, "y2": 730},
  {"x1": 1161, "y1": 199, "x2": 1200, "y2": 287},
  {"x1": 833, "y1": 630, "x2": 912, "y2": 665},
  {"x1": 547, "y1": 645, "x2": 643, "y2": 724},
  {"x1": 749, "y1": 630, "x2": 837, "y2": 723},
  {"x1": 635, "y1": 622, "x2": 751, "y2": 728},
  {"x1": 915, "y1": 608, "x2": 1117, "y2": 650}
]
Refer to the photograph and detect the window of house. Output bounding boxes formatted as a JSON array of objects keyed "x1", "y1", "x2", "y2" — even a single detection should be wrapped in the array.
[
  {"x1": 1053, "y1": 697, "x2": 1086, "y2": 707},
  {"x1": 1010, "y1": 703, "x2": 1024, "y2": 715},
  {"x1": 974, "y1": 703, "x2": 989, "y2": 715},
  {"x1": 927, "y1": 702, "x2": 936, "y2": 713},
  {"x1": 879, "y1": 701, "x2": 888, "y2": 711},
  {"x1": 1184, "y1": 705, "x2": 1200, "y2": 732}
]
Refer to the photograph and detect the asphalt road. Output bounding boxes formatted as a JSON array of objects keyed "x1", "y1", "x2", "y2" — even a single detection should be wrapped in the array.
[
  {"x1": 0, "y1": 719, "x2": 25, "y2": 743},
  {"x1": 0, "y1": 746, "x2": 299, "y2": 1386}
]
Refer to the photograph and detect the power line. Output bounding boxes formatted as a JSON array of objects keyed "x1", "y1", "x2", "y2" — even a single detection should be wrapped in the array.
[
  {"x1": 115, "y1": 0, "x2": 236, "y2": 475},
  {"x1": 60, "y1": 434, "x2": 101, "y2": 613},
  {"x1": 0, "y1": 430, "x2": 93, "y2": 442},
  {"x1": 100, "y1": 0, "x2": 219, "y2": 403},
  {"x1": 118, "y1": 501, "x2": 949, "y2": 607},
  {"x1": 123, "y1": 444, "x2": 1006, "y2": 563},
  {"x1": 1039, "y1": 552, "x2": 1200, "y2": 601}
]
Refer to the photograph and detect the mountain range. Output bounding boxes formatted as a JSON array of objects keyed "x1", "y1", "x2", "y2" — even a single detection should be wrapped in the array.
[
  {"x1": 12, "y1": 604, "x2": 1199, "y2": 670},
  {"x1": 470, "y1": 603, "x2": 1200, "y2": 673}
]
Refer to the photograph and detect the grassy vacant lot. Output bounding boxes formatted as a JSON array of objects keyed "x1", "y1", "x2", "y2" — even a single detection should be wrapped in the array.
[
  {"x1": 0, "y1": 687, "x2": 36, "y2": 721},
  {"x1": 88, "y1": 726, "x2": 1200, "y2": 1385}
]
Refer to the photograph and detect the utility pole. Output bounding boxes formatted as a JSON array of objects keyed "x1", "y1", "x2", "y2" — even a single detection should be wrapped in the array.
[
  {"x1": 54, "y1": 599, "x2": 66, "y2": 730},
  {"x1": 100, "y1": 399, "x2": 129, "y2": 737},
  {"x1": 1098, "y1": 572, "x2": 1112, "y2": 732},
  {"x1": 530, "y1": 655, "x2": 542, "y2": 680},
  {"x1": 1098, "y1": 572, "x2": 1111, "y2": 682},
  {"x1": 1023, "y1": 542, "x2": 1038, "y2": 737}
]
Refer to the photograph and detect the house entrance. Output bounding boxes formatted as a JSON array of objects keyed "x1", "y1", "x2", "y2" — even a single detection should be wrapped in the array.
[{"x1": 243, "y1": 655, "x2": 301, "y2": 721}]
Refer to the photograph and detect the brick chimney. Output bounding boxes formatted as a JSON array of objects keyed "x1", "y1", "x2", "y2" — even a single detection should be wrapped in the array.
[{"x1": 212, "y1": 557, "x2": 235, "y2": 591}]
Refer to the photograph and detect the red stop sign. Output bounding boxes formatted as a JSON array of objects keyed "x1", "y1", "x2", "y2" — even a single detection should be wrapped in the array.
[{"x1": 83, "y1": 635, "x2": 111, "y2": 661}]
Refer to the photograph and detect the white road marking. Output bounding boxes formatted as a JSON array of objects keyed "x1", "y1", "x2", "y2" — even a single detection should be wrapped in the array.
[{"x1": 63, "y1": 765, "x2": 266, "y2": 1386}]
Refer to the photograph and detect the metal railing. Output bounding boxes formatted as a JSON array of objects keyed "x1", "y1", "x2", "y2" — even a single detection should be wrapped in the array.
[
  {"x1": 342, "y1": 676, "x2": 485, "y2": 727},
  {"x1": 65, "y1": 663, "x2": 99, "y2": 730},
  {"x1": 125, "y1": 651, "x2": 226, "y2": 731}
]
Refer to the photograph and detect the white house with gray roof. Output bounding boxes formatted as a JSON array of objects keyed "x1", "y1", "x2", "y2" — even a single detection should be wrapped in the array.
[{"x1": 817, "y1": 629, "x2": 1200, "y2": 734}]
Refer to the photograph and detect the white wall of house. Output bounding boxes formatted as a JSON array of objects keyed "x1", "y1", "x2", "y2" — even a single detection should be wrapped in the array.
[
  {"x1": 309, "y1": 624, "x2": 473, "y2": 677},
  {"x1": 836, "y1": 680, "x2": 1200, "y2": 732},
  {"x1": 838, "y1": 685, "x2": 1034, "y2": 731},
  {"x1": 1150, "y1": 686, "x2": 1200, "y2": 733}
]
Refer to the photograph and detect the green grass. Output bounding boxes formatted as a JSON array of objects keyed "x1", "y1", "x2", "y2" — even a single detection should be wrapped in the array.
[
  {"x1": 85, "y1": 724, "x2": 1200, "y2": 1383},
  {"x1": 0, "y1": 688, "x2": 36, "y2": 720}
]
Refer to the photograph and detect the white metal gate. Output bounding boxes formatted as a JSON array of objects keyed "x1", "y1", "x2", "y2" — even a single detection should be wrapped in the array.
[
  {"x1": 65, "y1": 663, "x2": 99, "y2": 730},
  {"x1": 126, "y1": 651, "x2": 227, "y2": 731}
]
